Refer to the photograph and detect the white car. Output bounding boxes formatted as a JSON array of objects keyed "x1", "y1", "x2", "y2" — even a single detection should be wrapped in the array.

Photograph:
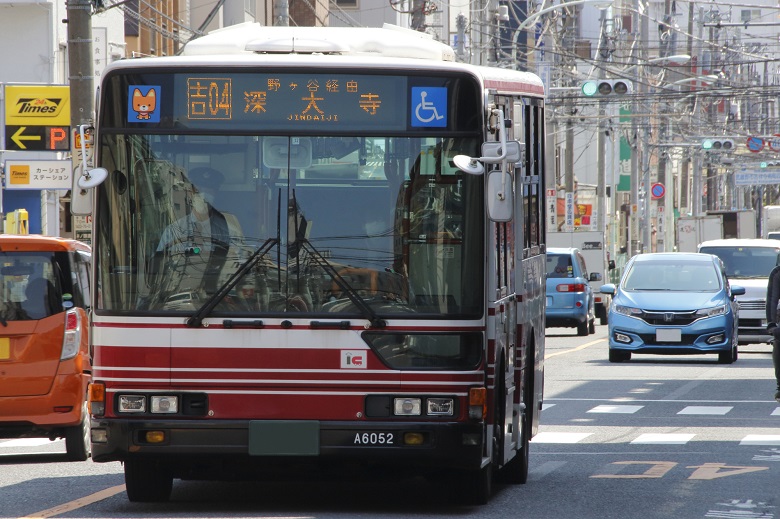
[{"x1": 698, "y1": 238, "x2": 780, "y2": 345}]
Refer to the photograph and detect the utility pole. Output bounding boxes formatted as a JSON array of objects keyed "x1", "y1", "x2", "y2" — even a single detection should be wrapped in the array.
[
  {"x1": 455, "y1": 13, "x2": 467, "y2": 62},
  {"x1": 654, "y1": 0, "x2": 674, "y2": 252},
  {"x1": 640, "y1": 0, "x2": 651, "y2": 252},
  {"x1": 628, "y1": 0, "x2": 641, "y2": 256},
  {"x1": 273, "y1": 0, "x2": 289, "y2": 26},
  {"x1": 691, "y1": 6, "x2": 705, "y2": 216},
  {"x1": 563, "y1": 6, "x2": 576, "y2": 232},
  {"x1": 704, "y1": 9, "x2": 720, "y2": 212},
  {"x1": 596, "y1": 7, "x2": 609, "y2": 236},
  {"x1": 67, "y1": 0, "x2": 96, "y2": 217},
  {"x1": 411, "y1": 0, "x2": 426, "y2": 31}
]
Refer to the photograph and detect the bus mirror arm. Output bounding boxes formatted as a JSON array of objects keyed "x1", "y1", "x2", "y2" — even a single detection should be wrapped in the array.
[
  {"x1": 452, "y1": 109, "x2": 517, "y2": 222},
  {"x1": 75, "y1": 124, "x2": 108, "y2": 189},
  {"x1": 453, "y1": 109, "x2": 521, "y2": 175}
]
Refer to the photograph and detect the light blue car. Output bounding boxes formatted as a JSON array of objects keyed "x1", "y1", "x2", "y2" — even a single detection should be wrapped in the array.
[
  {"x1": 545, "y1": 247, "x2": 597, "y2": 336},
  {"x1": 600, "y1": 252, "x2": 745, "y2": 363}
]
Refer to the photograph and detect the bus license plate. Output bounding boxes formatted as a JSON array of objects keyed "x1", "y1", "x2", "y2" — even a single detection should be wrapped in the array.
[{"x1": 352, "y1": 431, "x2": 395, "y2": 446}]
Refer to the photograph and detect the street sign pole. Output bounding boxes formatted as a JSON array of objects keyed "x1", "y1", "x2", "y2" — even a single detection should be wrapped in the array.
[{"x1": 67, "y1": 0, "x2": 96, "y2": 219}]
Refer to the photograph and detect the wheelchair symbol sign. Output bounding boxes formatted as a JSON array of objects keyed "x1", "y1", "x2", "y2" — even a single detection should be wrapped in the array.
[{"x1": 411, "y1": 87, "x2": 447, "y2": 128}]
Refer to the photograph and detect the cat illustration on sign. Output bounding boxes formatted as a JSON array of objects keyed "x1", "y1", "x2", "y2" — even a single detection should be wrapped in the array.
[{"x1": 132, "y1": 88, "x2": 156, "y2": 120}]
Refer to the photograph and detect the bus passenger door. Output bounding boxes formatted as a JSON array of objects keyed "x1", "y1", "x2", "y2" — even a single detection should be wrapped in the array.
[{"x1": 490, "y1": 98, "x2": 518, "y2": 463}]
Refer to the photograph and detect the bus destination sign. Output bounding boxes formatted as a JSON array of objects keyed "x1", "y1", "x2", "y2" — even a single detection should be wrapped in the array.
[{"x1": 126, "y1": 74, "x2": 412, "y2": 131}]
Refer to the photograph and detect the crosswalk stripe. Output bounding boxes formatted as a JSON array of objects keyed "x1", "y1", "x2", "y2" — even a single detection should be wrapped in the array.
[
  {"x1": 587, "y1": 405, "x2": 643, "y2": 414},
  {"x1": 0, "y1": 438, "x2": 62, "y2": 448},
  {"x1": 677, "y1": 406, "x2": 733, "y2": 415},
  {"x1": 531, "y1": 432, "x2": 593, "y2": 443},
  {"x1": 740, "y1": 435, "x2": 780, "y2": 446},
  {"x1": 631, "y1": 433, "x2": 695, "y2": 444}
]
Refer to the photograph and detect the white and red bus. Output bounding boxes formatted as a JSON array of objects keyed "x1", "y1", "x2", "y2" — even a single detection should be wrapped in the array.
[{"x1": 83, "y1": 23, "x2": 546, "y2": 505}]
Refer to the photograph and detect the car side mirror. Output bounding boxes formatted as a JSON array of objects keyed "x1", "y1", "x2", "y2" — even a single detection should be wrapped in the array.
[
  {"x1": 600, "y1": 284, "x2": 616, "y2": 295},
  {"x1": 589, "y1": 272, "x2": 602, "y2": 282}
]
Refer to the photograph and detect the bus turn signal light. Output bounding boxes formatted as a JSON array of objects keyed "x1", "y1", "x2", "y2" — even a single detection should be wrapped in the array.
[
  {"x1": 469, "y1": 387, "x2": 487, "y2": 419},
  {"x1": 88, "y1": 382, "x2": 106, "y2": 416}
]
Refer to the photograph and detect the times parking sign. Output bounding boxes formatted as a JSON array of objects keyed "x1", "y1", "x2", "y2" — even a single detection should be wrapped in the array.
[{"x1": 3, "y1": 84, "x2": 71, "y2": 151}]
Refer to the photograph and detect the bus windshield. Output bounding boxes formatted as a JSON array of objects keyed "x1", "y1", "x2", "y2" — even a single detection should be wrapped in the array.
[{"x1": 94, "y1": 133, "x2": 484, "y2": 318}]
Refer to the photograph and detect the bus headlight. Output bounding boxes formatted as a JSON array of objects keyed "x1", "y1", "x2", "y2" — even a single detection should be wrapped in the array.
[
  {"x1": 151, "y1": 396, "x2": 179, "y2": 414},
  {"x1": 118, "y1": 395, "x2": 146, "y2": 413},
  {"x1": 394, "y1": 398, "x2": 421, "y2": 416},
  {"x1": 427, "y1": 398, "x2": 454, "y2": 416}
]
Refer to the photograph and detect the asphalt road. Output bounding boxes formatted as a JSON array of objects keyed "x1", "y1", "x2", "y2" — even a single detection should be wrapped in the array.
[{"x1": 2, "y1": 322, "x2": 778, "y2": 518}]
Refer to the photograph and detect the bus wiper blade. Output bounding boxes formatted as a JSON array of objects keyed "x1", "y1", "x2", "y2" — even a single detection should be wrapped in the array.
[
  {"x1": 186, "y1": 238, "x2": 279, "y2": 328},
  {"x1": 300, "y1": 241, "x2": 386, "y2": 329}
]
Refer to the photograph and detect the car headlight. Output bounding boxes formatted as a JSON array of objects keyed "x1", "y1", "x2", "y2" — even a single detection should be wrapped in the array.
[
  {"x1": 614, "y1": 304, "x2": 642, "y2": 317},
  {"x1": 696, "y1": 304, "x2": 727, "y2": 317}
]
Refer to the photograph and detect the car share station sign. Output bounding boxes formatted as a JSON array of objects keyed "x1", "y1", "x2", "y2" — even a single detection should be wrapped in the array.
[
  {"x1": 3, "y1": 84, "x2": 71, "y2": 151},
  {"x1": 3, "y1": 160, "x2": 73, "y2": 190}
]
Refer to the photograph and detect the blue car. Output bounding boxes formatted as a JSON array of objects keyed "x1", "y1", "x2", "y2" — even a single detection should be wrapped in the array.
[
  {"x1": 545, "y1": 247, "x2": 597, "y2": 336},
  {"x1": 600, "y1": 252, "x2": 745, "y2": 363}
]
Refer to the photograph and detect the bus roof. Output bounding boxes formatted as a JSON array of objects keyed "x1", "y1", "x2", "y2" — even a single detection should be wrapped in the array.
[
  {"x1": 181, "y1": 22, "x2": 456, "y2": 61},
  {"x1": 103, "y1": 23, "x2": 545, "y2": 98}
]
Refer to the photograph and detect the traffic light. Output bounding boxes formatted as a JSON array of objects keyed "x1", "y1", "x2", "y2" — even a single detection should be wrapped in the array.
[
  {"x1": 580, "y1": 79, "x2": 633, "y2": 97},
  {"x1": 701, "y1": 138, "x2": 735, "y2": 152}
]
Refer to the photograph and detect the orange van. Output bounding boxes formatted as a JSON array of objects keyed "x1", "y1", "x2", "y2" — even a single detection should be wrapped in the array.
[{"x1": 0, "y1": 235, "x2": 92, "y2": 460}]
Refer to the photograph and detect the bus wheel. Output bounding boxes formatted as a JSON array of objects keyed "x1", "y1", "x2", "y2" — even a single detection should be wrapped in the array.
[
  {"x1": 124, "y1": 459, "x2": 173, "y2": 502},
  {"x1": 459, "y1": 464, "x2": 492, "y2": 505},
  {"x1": 65, "y1": 401, "x2": 91, "y2": 462},
  {"x1": 499, "y1": 409, "x2": 530, "y2": 484},
  {"x1": 498, "y1": 430, "x2": 528, "y2": 484}
]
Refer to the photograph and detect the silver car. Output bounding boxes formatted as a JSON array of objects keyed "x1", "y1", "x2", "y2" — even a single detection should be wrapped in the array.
[{"x1": 698, "y1": 238, "x2": 780, "y2": 345}]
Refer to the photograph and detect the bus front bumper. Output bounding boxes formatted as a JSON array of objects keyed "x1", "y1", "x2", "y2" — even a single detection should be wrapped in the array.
[{"x1": 91, "y1": 418, "x2": 485, "y2": 473}]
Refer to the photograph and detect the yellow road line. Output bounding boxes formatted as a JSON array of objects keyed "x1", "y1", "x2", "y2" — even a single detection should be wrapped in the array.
[
  {"x1": 19, "y1": 484, "x2": 125, "y2": 519},
  {"x1": 545, "y1": 338, "x2": 604, "y2": 359}
]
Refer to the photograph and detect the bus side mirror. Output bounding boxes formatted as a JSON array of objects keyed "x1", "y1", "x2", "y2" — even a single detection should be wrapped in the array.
[
  {"x1": 486, "y1": 170, "x2": 512, "y2": 222},
  {"x1": 71, "y1": 124, "x2": 106, "y2": 215},
  {"x1": 451, "y1": 108, "x2": 521, "y2": 222}
]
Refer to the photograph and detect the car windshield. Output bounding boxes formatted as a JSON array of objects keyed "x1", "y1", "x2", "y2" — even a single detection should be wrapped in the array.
[
  {"x1": 698, "y1": 246, "x2": 780, "y2": 278},
  {"x1": 623, "y1": 260, "x2": 721, "y2": 292},
  {"x1": 0, "y1": 252, "x2": 64, "y2": 322}
]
